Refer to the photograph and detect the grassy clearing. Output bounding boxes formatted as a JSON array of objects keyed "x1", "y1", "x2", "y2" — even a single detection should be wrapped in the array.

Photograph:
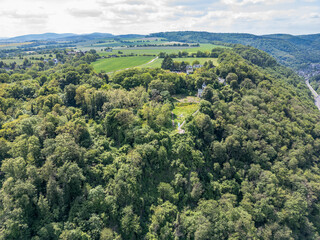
[
  {"x1": 172, "y1": 102, "x2": 199, "y2": 126},
  {"x1": 173, "y1": 95, "x2": 200, "y2": 103},
  {"x1": 91, "y1": 56, "x2": 155, "y2": 73}
]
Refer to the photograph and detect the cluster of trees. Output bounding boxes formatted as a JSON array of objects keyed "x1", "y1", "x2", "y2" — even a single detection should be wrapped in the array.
[
  {"x1": 0, "y1": 49, "x2": 100, "y2": 73},
  {"x1": 159, "y1": 50, "x2": 219, "y2": 59},
  {"x1": 1, "y1": 44, "x2": 320, "y2": 239},
  {"x1": 161, "y1": 55, "x2": 215, "y2": 73}
]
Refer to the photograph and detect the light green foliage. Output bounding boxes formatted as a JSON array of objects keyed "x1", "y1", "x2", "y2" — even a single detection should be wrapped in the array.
[
  {"x1": 145, "y1": 57, "x2": 218, "y2": 69},
  {"x1": 92, "y1": 56, "x2": 155, "y2": 73},
  {"x1": 172, "y1": 102, "x2": 199, "y2": 126}
]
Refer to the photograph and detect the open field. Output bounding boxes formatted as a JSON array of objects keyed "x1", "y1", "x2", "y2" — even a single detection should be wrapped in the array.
[
  {"x1": 91, "y1": 56, "x2": 155, "y2": 73},
  {"x1": 1, "y1": 53, "x2": 56, "y2": 64},
  {"x1": 97, "y1": 44, "x2": 225, "y2": 57},
  {"x1": 76, "y1": 43, "x2": 226, "y2": 56},
  {"x1": 0, "y1": 42, "x2": 34, "y2": 49},
  {"x1": 172, "y1": 102, "x2": 199, "y2": 126},
  {"x1": 0, "y1": 58, "x2": 24, "y2": 64}
]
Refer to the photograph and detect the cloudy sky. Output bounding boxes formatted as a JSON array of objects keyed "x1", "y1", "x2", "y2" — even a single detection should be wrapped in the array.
[{"x1": 0, "y1": 0, "x2": 319, "y2": 37}]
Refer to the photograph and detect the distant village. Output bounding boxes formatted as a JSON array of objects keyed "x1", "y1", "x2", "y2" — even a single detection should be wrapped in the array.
[{"x1": 297, "y1": 63, "x2": 320, "y2": 80}]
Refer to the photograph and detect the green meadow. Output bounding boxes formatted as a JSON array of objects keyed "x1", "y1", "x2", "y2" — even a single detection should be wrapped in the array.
[
  {"x1": 91, "y1": 56, "x2": 155, "y2": 73},
  {"x1": 97, "y1": 43, "x2": 224, "y2": 57},
  {"x1": 92, "y1": 56, "x2": 219, "y2": 73},
  {"x1": 172, "y1": 102, "x2": 199, "y2": 126}
]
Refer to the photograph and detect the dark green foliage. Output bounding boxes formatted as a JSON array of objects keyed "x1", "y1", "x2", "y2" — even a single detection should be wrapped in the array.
[{"x1": 161, "y1": 55, "x2": 174, "y2": 70}]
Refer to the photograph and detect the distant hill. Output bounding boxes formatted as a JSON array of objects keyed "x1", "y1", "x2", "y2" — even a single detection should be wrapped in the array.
[
  {"x1": 0, "y1": 32, "x2": 146, "y2": 43},
  {"x1": 148, "y1": 31, "x2": 320, "y2": 69},
  {"x1": 5, "y1": 33, "x2": 77, "y2": 42},
  {"x1": 61, "y1": 32, "x2": 114, "y2": 41},
  {"x1": 0, "y1": 32, "x2": 115, "y2": 43},
  {"x1": 117, "y1": 34, "x2": 145, "y2": 39}
]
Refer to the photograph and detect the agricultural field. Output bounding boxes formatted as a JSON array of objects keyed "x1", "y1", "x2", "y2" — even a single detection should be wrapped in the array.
[
  {"x1": 90, "y1": 42, "x2": 222, "y2": 73},
  {"x1": 92, "y1": 56, "x2": 218, "y2": 73},
  {"x1": 0, "y1": 42, "x2": 33, "y2": 49},
  {"x1": 0, "y1": 53, "x2": 56, "y2": 64},
  {"x1": 77, "y1": 37, "x2": 168, "y2": 50},
  {"x1": 91, "y1": 56, "x2": 155, "y2": 73},
  {"x1": 97, "y1": 43, "x2": 224, "y2": 57}
]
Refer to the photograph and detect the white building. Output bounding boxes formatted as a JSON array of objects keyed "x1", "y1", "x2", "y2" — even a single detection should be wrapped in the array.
[
  {"x1": 197, "y1": 82, "x2": 207, "y2": 98},
  {"x1": 186, "y1": 65, "x2": 193, "y2": 74}
]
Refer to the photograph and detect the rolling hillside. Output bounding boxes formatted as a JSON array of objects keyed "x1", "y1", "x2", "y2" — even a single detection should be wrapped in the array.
[{"x1": 148, "y1": 31, "x2": 320, "y2": 69}]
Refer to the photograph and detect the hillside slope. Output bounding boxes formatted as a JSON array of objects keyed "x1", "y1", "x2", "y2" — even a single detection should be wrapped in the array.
[{"x1": 148, "y1": 31, "x2": 320, "y2": 69}]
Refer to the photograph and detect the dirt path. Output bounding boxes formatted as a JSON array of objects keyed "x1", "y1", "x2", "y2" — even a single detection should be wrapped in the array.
[
  {"x1": 138, "y1": 57, "x2": 158, "y2": 67},
  {"x1": 147, "y1": 57, "x2": 158, "y2": 64},
  {"x1": 178, "y1": 109, "x2": 199, "y2": 134}
]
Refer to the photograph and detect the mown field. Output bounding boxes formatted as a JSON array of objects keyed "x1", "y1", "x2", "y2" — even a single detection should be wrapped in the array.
[
  {"x1": 91, "y1": 56, "x2": 155, "y2": 73},
  {"x1": 92, "y1": 56, "x2": 219, "y2": 73},
  {"x1": 97, "y1": 43, "x2": 224, "y2": 57}
]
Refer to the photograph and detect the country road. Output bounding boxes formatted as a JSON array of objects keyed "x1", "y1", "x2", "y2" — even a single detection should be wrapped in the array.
[
  {"x1": 147, "y1": 57, "x2": 158, "y2": 64},
  {"x1": 306, "y1": 79, "x2": 320, "y2": 110}
]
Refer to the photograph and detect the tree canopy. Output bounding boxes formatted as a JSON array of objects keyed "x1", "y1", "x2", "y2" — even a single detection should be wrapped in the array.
[{"x1": 0, "y1": 44, "x2": 320, "y2": 239}]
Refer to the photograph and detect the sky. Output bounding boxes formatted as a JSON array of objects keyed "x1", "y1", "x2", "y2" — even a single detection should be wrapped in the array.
[{"x1": 0, "y1": 0, "x2": 319, "y2": 37}]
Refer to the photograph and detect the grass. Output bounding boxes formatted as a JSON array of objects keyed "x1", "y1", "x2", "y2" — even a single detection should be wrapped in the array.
[
  {"x1": 0, "y1": 42, "x2": 33, "y2": 49},
  {"x1": 91, "y1": 55, "x2": 218, "y2": 75},
  {"x1": 91, "y1": 56, "x2": 155, "y2": 73},
  {"x1": 173, "y1": 95, "x2": 200, "y2": 103},
  {"x1": 1, "y1": 54, "x2": 56, "y2": 64},
  {"x1": 1, "y1": 58, "x2": 24, "y2": 64},
  {"x1": 96, "y1": 43, "x2": 226, "y2": 57},
  {"x1": 172, "y1": 102, "x2": 199, "y2": 126}
]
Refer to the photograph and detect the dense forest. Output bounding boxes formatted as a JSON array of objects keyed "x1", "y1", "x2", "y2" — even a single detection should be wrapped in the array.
[{"x1": 1, "y1": 45, "x2": 320, "y2": 240}]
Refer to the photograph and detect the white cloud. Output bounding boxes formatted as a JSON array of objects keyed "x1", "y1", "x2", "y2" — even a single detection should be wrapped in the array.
[
  {"x1": 221, "y1": 0, "x2": 294, "y2": 5},
  {"x1": 68, "y1": 9, "x2": 103, "y2": 18},
  {"x1": 0, "y1": 0, "x2": 318, "y2": 37}
]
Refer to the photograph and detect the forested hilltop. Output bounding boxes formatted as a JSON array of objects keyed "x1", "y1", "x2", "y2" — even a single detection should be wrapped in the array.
[{"x1": 1, "y1": 44, "x2": 320, "y2": 239}]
